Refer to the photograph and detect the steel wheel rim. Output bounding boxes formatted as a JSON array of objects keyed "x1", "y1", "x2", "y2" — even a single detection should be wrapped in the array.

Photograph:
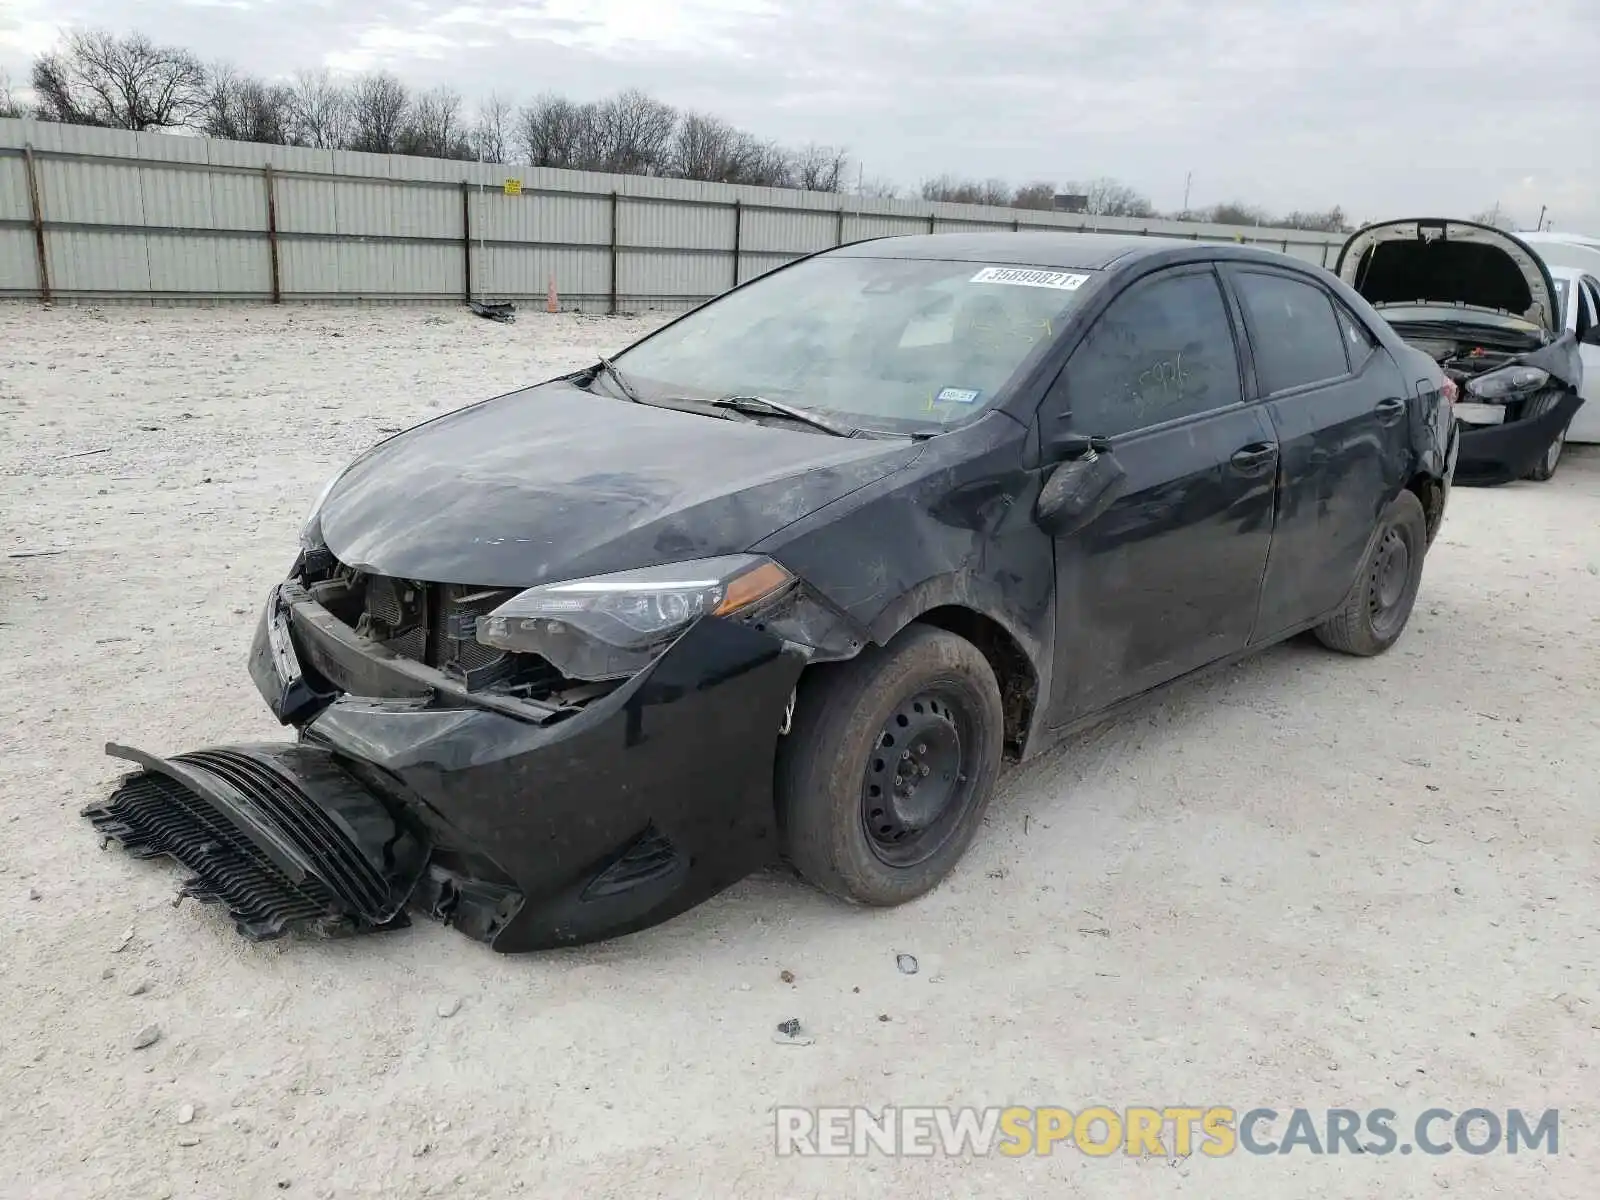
[
  {"x1": 860, "y1": 688, "x2": 977, "y2": 868},
  {"x1": 1368, "y1": 525, "x2": 1413, "y2": 638},
  {"x1": 1546, "y1": 429, "x2": 1565, "y2": 473}
]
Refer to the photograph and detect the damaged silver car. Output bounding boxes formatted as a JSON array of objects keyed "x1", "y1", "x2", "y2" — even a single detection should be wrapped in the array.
[{"x1": 1337, "y1": 218, "x2": 1585, "y2": 484}]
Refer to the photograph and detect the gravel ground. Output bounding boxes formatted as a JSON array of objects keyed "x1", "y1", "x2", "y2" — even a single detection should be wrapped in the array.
[{"x1": 2, "y1": 303, "x2": 1598, "y2": 1200}]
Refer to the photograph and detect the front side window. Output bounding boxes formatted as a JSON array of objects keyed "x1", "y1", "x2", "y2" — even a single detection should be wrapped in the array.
[
  {"x1": 1235, "y1": 271, "x2": 1350, "y2": 394},
  {"x1": 1057, "y1": 270, "x2": 1242, "y2": 438},
  {"x1": 613, "y1": 256, "x2": 1095, "y2": 433}
]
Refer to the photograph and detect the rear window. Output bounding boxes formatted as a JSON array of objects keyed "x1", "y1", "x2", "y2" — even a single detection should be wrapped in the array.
[
  {"x1": 615, "y1": 256, "x2": 1096, "y2": 433},
  {"x1": 1235, "y1": 271, "x2": 1350, "y2": 394}
]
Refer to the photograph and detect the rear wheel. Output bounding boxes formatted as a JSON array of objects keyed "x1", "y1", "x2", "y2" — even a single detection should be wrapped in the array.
[
  {"x1": 1524, "y1": 410, "x2": 1567, "y2": 481},
  {"x1": 776, "y1": 624, "x2": 1004, "y2": 906},
  {"x1": 1314, "y1": 490, "x2": 1428, "y2": 657}
]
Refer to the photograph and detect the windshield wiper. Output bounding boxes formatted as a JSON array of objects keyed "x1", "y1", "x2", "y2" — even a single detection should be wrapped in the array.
[
  {"x1": 590, "y1": 356, "x2": 643, "y2": 404},
  {"x1": 709, "y1": 394, "x2": 857, "y2": 437}
]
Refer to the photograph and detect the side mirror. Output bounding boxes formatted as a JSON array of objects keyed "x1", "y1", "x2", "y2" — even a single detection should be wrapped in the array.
[{"x1": 1035, "y1": 446, "x2": 1126, "y2": 536}]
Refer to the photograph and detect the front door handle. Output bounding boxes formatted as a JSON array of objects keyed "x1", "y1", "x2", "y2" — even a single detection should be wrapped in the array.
[
  {"x1": 1230, "y1": 443, "x2": 1278, "y2": 475},
  {"x1": 1375, "y1": 397, "x2": 1406, "y2": 425}
]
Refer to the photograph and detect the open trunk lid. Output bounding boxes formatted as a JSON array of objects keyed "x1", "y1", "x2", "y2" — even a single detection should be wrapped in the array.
[{"x1": 1336, "y1": 218, "x2": 1562, "y2": 334}]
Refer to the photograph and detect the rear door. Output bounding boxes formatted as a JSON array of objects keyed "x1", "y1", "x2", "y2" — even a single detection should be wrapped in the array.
[
  {"x1": 1041, "y1": 265, "x2": 1278, "y2": 725},
  {"x1": 1221, "y1": 266, "x2": 1413, "y2": 640}
]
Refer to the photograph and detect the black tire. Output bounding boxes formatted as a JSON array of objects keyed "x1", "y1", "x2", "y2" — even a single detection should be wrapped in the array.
[
  {"x1": 776, "y1": 623, "x2": 1004, "y2": 906},
  {"x1": 1523, "y1": 394, "x2": 1568, "y2": 481},
  {"x1": 1314, "y1": 490, "x2": 1428, "y2": 657}
]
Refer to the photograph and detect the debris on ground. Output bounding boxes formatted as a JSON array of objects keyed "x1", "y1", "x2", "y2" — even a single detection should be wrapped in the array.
[
  {"x1": 112, "y1": 927, "x2": 134, "y2": 953},
  {"x1": 468, "y1": 300, "x2": 517, "y2": 324},
  {"x1": 27, "y1": 886, "x2": 40, "y2": 901},
  {"x1": 779, "y1": 970, "x2": 795, "y2": 984},
  {"x1": 131, "y1": 1024, "x2": 161, "y2": 1051},
  {"x1": 176, "y1": 1104, "x2": 195, "y2": 1125},
  {"x1": 437, "y1": 997, "x2": 461, "y2": 1019},
  {"x1": 177, "y1": 1136, "x2": 199, "y2": 1148},
  {"x1": 127, "y1": 980, "x2": 149, "y2": 997},
  {"x1": 772, "y1": 1019, "x2": 813, "y2": 1047},
  {"x1": 896, "y1": 954, "x2": 918, "y2": 975}
]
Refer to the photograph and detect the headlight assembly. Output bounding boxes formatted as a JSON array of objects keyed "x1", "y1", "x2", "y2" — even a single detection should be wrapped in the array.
[
  {"x1": 475, "y1": 554, "x2": 797, "y2": 680},
  {"x1": 299, "y1": 469, "x2": 346, "y2": 548},
  {"x1": 1465, "y1": 366, "x2": 1549, "y2": 401}
]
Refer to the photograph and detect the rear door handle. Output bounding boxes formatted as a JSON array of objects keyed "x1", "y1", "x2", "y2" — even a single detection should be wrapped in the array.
[
  {"x1": 1230, "y1": 443, "x2": 1278, "y2": 475},
  {"x1": 1375, "y1": 397, "x2": 1406, "y2": 424}
]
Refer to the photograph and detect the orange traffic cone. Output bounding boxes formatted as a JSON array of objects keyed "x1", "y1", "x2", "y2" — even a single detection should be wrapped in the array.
[{"x1": 546, "y1": 271, "x2": 558, "y2": 313}]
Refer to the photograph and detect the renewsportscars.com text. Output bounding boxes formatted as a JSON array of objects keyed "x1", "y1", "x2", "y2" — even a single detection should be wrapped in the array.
[{"x1": 774, "y1": 1106, "x2": 1559, "y2": 1158}]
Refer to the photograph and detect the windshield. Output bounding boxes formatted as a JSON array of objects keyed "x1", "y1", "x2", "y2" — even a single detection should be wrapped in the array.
[{"x1": 612, "y1": 256, "x2": 1094, "y2": 433}]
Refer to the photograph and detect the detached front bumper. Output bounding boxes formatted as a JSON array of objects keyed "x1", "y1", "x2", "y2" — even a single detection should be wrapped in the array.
[
  {"x1": 1454, "y1": 391, "x2": 1584, "y2": 485},
  {"x1": 91, "y1": 582, "x2": 807, "y2": 953}
]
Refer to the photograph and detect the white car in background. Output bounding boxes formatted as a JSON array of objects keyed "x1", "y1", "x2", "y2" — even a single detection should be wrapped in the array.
[
  {"x1": 1543, "y1": 265, "x2": 1600, "y2": 453},
  {"x1": 1516, "y1": 231, "x2": 1600, "y2": 453}
]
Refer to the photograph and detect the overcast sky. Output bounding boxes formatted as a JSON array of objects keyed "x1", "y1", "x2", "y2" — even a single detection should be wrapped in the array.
[{"x1": 3, "y1": 0, "x2": 1597, "y2": 231}]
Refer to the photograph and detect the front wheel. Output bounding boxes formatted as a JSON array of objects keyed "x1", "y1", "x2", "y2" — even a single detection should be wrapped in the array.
[
  {"x1": 776, "y1": 624, "x2": 1004, "y2": 906},
  {"x1": 1524, "y1": 424, "x2": 1567, "y2": 482},
  {"x1": 1313, "y1": 490, "x2": 1428, "y2": 657}
]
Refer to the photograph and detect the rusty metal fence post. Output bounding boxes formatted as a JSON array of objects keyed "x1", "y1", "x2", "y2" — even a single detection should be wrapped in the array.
[
  {"x1": 263, "y1": 164, "x2": 282, "y2": 303},
  {"x1": 22, "y1": 145, "x2": 51, "y2": 304},
  {"x1": 459, "y1": 181, "x2": 472, "y2": 303},
  {"x1": 731, "y1": 199, "x2": 743, "y2": 291},
  {"x1": 610, "y1": 191, "x2": 620, "y2": 313}
]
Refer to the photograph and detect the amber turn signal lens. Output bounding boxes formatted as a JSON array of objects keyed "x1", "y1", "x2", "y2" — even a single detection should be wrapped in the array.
[{"x1": 714, "y1": 560, "x2": 795, "y2": 615}]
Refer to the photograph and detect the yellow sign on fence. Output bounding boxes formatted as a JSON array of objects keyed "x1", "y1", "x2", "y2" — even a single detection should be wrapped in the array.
[{"x1": 503, "y1": 178, "x2": 522, "y2": 196}]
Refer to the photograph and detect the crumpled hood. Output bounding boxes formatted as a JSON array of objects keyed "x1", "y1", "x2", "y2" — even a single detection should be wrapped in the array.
[
  {"x1": 1336, "y1": 218, "x2": 1562, "y2": 333},
  {"x1": 316, "y1": 380, "x2": 921, "y2": 587}
]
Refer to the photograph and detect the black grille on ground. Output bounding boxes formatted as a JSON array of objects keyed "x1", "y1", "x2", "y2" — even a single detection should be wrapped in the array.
[{"x1": 86, "y1": 742, "x2": 430, "y2": 943}]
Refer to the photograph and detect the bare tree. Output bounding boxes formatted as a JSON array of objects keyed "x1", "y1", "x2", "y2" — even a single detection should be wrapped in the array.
[
  {"x1": 1011, "y1": 181, "x2": 1057, "y2": 210},
  {"x1": 1063, "y1": 177, "x2": 1154, "y2": 218},
  {"x1": 1470, "y1": 205, "x2": 1512, "y2": 230},
  {"x1": 470, "y1": 92, "x2": 512, "y2": 163},
  {"x1": 400, "y1": 86, "x2": 469, "y2": 158},
  {"x1": 346, "y1": 71, "x2": 410, "y2": 154},
  {"x1": 670, "y1": 111, "x2": 744, "y2": 181},
  {"x1": 288, "y1": 69, "x2": 350, "y2": 149},
  {"x1": 591, "y1": 88, "x2": 678, "y2": 174},
  {"x1": 1281, "y1": 205, "x2": 1348, "y2": 233},
  {"x1": 920, "y1": 175, "x2": 1012, "y2": 206},
  {"x1": 0, "y1": 71, "x2": 27, "y2": 119},
  {"x1": 1205, "y1": 200, "x2": 1268, "y2": 226},
  {"x1": 791, "y1": 143, "x2": 848, "y2": 192},
  {"x1": 201, "y1": 65, "x2": 293, "y2": 144},
  {"x1": 516, "y1": 93, "x2": 588, "y2": 168},
  {"x1": 854, "y1": 176, "x2": 901, "y2": 200},
  {"x1": 30, "y1": 29, "x2": 207, "y2": 130}
]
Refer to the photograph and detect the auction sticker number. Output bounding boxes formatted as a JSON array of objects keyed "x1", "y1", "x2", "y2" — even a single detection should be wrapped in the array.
[{"x1": 970, "y1": 267, "x2": 1089, "y2": 290}]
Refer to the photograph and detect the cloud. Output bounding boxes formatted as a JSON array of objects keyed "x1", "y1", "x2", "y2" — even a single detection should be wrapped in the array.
[{"x1": 1, "y1": 0, "x2": 1596, "y2": 231}]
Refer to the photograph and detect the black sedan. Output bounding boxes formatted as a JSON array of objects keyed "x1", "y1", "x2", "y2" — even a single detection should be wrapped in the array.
[{"x1": 88, "y1": 232, "x2": 1458, "y2": 952}]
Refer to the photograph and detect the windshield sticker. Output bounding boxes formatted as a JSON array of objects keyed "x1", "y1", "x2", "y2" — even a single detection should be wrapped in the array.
[
  {"x1": 935, "y1": 387, "x2": 982, "y2": 404},
  {"x1": 970, "y1": 267, "x2": 1089, "y2": 290}
]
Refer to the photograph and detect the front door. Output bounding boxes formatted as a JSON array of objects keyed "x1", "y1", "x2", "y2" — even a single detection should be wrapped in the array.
[
  {"x1": 1042, "y1": 265, "x2": 1278, "y2": 726},
  {"x1": 1569, "y1": 276, "x2": 1600, "y2": 444}
]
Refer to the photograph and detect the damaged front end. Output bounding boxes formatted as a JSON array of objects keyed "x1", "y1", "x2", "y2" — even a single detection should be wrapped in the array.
[
  {"x1": 89, "y1": 547, "x2": 864, "y2": 952},
  {"x1": 1336, "y1": 217, "x2": 1585, "y2": 485}
]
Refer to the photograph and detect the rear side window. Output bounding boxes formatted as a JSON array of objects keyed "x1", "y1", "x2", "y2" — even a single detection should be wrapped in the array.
[
  {"x1": 1235, "y1": 272, "x2": 1350, "y2": 394},
  {"x1": 1059, "y1": 270, "x2": 1242, "y2": 438}
]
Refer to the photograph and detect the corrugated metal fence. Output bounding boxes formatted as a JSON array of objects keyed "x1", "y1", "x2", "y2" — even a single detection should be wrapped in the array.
[{"x1": 1, "y1": 118, "x2": 1348, "y2": 311}]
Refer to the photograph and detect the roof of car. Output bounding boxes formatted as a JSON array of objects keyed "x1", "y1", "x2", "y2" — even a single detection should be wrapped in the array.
[{"x1": 828, "y1": 231, "x2": 1179, "y2": 271}]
